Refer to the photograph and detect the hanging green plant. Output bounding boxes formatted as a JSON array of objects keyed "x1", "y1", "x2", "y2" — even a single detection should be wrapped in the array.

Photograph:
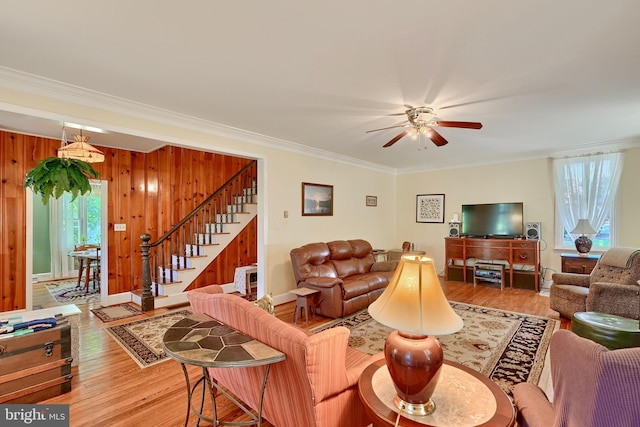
[{"x1": 24, "y1": 156, "x2": 99, "y2": 204}]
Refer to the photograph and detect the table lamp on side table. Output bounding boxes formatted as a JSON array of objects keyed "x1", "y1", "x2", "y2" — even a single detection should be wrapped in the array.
[
  {"x1": 571, "y1": 219, "x2": 597, "y2": 256},
  {"x1": 368, "y1": 255, "x2": 463, "y2": 416}
]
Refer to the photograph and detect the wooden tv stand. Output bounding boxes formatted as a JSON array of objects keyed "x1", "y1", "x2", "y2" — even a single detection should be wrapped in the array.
[{"x1": 445, "y1": 237, "x2": 540, "y2": 291}]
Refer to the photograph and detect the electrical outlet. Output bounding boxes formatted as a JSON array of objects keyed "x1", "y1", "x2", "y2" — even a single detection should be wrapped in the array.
[{"x1": 114, "y1": 223, "x2": 126, "y2": 231}]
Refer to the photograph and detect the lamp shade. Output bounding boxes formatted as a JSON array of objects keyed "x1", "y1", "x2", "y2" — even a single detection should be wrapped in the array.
[
  {"x1": 58, "y1": 134, "x2": 105, "y2": 163},
  {"x1": 571, "y1": 219, "x2": 597, "y2": 236},
  {"x1": 369, "y1": 255, "x2": 463, "y2": 335}
]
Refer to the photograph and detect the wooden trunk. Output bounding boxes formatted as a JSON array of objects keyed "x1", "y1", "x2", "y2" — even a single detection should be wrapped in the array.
[{"x1": 0, "y1": 324, "x2": 72, "y2": 403}]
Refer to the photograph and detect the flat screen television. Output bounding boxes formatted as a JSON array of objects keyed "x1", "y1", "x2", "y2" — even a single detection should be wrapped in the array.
[{"x1": 461, "y1": 202, "x2": 524, "y2": 238}]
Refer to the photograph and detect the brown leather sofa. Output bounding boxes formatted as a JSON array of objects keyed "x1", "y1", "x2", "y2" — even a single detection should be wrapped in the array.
[{"x1": 290, "y1": 239, "x2": 398, "y2": 318}]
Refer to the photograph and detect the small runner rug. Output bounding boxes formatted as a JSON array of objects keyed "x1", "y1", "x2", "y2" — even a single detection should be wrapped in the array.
[
  {"x1": 106, "y1": 309, "x2": 192, "y2": 368},
  {"x1": 91, "y1": 303, "x2": 143, "y2": 322},
  {"x1": 44, "y1": 280, "x2": 100, "y2": 305},
  {"x1": 311, "y1": 302, "x2": 559, "y2": 397}
]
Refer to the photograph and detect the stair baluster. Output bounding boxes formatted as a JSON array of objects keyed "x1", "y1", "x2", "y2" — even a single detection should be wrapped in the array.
[{"x1": 139, "y1": 161, "x2": 257, "y2": 311}]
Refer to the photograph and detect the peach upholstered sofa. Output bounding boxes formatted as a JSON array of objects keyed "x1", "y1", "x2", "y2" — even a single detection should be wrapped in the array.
[{"x1": 187, "y1": 285, "x2": 383, "y2": 427}]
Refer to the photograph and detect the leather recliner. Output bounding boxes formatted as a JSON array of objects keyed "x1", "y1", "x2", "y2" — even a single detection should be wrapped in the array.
[{"x1": 290, "y1": 239, "x2": 398, "y2": 318}]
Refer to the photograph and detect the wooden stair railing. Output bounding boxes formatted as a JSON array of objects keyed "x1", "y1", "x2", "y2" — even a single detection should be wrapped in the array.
[{"x1": 139, "y1": 160, "x2": 257, "y2": 311}]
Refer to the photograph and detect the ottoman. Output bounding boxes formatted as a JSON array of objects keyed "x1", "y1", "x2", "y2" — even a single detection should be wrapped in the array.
[{"x1": 572, "y1": 311, "x2": 640, "y2": 350}]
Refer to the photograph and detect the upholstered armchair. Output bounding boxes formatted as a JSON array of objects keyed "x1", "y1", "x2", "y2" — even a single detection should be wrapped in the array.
[
  {"x1": 513, "y1": 330, "x2": 640, "y2": 427},
  {"x1": 549, "y1": 247, "x2": 640, "y2": 319}
]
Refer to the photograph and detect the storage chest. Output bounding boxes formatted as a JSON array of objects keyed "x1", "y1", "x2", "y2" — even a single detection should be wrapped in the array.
[{"x1": 0, "y1": 324, "x2": 72, "y2": 403}]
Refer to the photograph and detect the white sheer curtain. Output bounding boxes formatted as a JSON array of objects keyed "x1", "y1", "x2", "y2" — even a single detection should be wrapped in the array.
[
  {"x1": 49, "y1": 192, "x2": 76, "y2": 279},
  {"x1": 553, "y1": 152, "x2": 624, "y2": 238}
]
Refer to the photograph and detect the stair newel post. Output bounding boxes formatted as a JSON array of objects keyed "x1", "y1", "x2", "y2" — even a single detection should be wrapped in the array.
[{"x1": 140, "y1": 233, "x2": 155, "y2": 312}]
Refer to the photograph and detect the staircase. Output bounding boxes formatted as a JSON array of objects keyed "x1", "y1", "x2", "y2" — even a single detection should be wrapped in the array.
[{"x1": 136, "y1": 161, "x2": 257, "y2": 310}]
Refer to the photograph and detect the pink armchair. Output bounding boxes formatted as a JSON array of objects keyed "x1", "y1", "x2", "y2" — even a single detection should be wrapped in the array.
[
  {"x1": 187, "y1": 285, "x2": 383, "y2": 427},
  {"x1": 513, "y1": 329, "x2": 640, "y2": 427}
]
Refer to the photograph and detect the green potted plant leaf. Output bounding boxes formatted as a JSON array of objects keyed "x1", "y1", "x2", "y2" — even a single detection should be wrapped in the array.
[{"x1": 24, "y1": 157, "x2": 99, "y2": 204}]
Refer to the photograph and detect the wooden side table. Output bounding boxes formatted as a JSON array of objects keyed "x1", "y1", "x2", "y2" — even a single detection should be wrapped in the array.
[
  {"x1": 290, "y1": 287, "x2": 320, "y2": 326},
  {"x1": 358, "y1": 359, "x2": 515, "y2": 427},
  {"x1": 561, "y1": 253, "x2": 599, "y2": 274},
  {"x1": 163, "y1": 313, "x2": 285, "y2": 427}
]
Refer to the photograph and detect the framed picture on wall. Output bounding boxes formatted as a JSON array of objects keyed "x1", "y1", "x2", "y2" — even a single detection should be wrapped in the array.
[
  {"x1": 302, "y1": 182, "x2": 333, "y2": 216},
  {"x1": 366, "y1": 195, "x2": 377, "y2": 207},
  {"x1": 416, "y1": 194, "x2": 445, "y2": 223}
]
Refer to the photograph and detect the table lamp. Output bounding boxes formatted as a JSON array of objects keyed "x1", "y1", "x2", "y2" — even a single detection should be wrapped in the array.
[
  {"x1": 571, "y1": 219, "x2": 597, "y2": 256},
  {"x1": 368, "y1": 255, "x2": 463, "y2": 416}
]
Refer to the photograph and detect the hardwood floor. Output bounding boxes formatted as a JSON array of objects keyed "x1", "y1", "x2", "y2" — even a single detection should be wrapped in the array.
[{"x1": 35, "y1": 280, "x2": 569, "y2": 427}]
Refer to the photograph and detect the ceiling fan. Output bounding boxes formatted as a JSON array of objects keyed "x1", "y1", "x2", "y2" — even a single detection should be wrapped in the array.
[{"x1": 366, "y1": 106, "x2": 482, "y2": 148}]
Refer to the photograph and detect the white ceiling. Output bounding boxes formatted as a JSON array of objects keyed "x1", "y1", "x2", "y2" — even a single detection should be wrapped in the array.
[{"x1": 1, "y1": 1, "x2": 640, "y2": 172}]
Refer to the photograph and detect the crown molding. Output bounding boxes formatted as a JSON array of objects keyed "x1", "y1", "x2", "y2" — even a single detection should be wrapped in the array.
[{"x1": 0, "y1": 67, "x2": 397, "y2": 175}]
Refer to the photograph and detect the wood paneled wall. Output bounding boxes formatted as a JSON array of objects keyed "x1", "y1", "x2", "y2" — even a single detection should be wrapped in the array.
[{"x1": 0, "y1": 131, "x2": 257, "y2": 312}]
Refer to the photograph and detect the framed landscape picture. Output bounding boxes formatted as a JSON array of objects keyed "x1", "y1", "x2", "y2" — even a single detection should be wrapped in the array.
[
  {"x1": 416, "y1": 194, "x2": 445, "y2": 223},
  {"x1": 366, "y1": 195, "x2": 377, "y2": 207},
  {"x1": 302, "y1": 182, "x2": 333, "y2": 216}
]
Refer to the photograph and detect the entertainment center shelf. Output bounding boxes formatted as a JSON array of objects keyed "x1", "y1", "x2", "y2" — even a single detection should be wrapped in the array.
[{"x1": 445, "y1": 237, "x2": 540, "y2": 291}]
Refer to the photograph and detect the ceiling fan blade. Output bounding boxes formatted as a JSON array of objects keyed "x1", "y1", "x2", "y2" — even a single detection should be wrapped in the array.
[
  {"x1": 365, "y1": 123, "x2": 406, "y2": 133},
  {"x1": 435, "y1": 121, "x2": 483, "y2": 129},
  {"x1": 429, "y1": 128, "x2": 449, "y2": 146},
  {"x1": 383, "y1": 131, "x2": 408, "y2": 147}
]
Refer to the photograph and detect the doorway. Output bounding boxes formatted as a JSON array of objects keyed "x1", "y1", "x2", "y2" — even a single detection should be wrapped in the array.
[{"x1": 29, "y1": 180, "x2": 108, "y2": 309}]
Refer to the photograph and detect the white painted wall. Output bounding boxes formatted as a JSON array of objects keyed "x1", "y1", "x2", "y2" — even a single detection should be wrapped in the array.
[
  {"x1": 396, "y1": 148, "x2": 640, "y2": 279},
  {"x1": 3, "y1": 87, "x2": 639, "y2": 300}
]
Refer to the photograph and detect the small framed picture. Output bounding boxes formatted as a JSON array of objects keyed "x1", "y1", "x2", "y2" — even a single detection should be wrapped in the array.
[
  {"x1": 302, "y1": 182, "x2": 333, "y2": 216},
  {"x1": 366, "y1": 195, "x2": 377, "y2": 207},
  {"x1": 416, "y1": 194, "x2": 445, "y2": 223}
]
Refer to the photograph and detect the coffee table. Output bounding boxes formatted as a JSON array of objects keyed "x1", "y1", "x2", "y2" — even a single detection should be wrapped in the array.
[
  {"x1": 163, "y1": 312, "x2": 285, "y2": 427},
  {"x1": 359, "y1": 359, "x2": 515, "y2": 427}
]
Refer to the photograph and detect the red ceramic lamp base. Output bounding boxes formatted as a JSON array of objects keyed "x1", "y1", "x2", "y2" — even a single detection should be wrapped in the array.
[{"x1": 384, "y1": 330, "x2": 444, "y2": 416}]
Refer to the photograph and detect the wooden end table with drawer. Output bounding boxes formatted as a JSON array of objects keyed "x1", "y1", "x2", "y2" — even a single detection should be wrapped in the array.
[{"x1": 561, "y1": 253, "x2": 600, "y2": 274}]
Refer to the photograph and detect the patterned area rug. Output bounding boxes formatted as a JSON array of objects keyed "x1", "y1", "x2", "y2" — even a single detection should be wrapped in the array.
[
  {"x1": 106, "y1": 309, "x2": 192, "y2": 368},
  {"x1": 312, "y1": 302, "x2": 559, "y2": 396},
  {"x1": 91, "y1": 303, "x2": 143, "y2": 322},
  {"x1": 44, "y1": 280, "x2": 100, "y2": 305}
]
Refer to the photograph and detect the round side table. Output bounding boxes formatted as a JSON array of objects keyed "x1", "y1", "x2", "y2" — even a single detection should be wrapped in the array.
[{"x1": 358, "y1": 359, "x2": 515, "y2": 427}]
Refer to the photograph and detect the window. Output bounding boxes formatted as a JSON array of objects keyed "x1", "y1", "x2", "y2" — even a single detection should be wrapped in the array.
[
  {"x1": 559, "y1": 209, "x2": 613, "y2": 248},
  {"x1": 71, "y1": 184, "x2": 102, "y2": 245},
  {"x1": 49, "y1": 181, "x2": 103, "y2": 279},
  {"x1": 553, "y1": 152, "x2": 623, "y2": 250}
]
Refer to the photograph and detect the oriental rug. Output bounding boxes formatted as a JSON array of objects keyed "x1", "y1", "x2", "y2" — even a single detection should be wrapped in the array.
[
  {"x1": 105, "y1": 309, "x2": 192, "y2": 368},
  {"x1": 91, "y1": 303, "x2": 143, "y2": 323},
  {"x1": 312, "y1": 302, "x2": 559, "y2": 397},
  {"x1": 44, "y1": 279, "x2": 100, "y2": 305}
]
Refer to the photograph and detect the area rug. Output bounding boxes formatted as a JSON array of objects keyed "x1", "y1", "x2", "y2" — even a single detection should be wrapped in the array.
[
  {"x1": 44, "y1": 280, "x2": 100, "y2": 305},
  {"x1": 105, "y1": 309, "x2": 192, "y2": 368},
  {"x1": 91, "y1": 303, "x2": 143, "y2": 322},
  {"x1": 312, "y1": 302, "x2": 559, "y2": 396}
]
